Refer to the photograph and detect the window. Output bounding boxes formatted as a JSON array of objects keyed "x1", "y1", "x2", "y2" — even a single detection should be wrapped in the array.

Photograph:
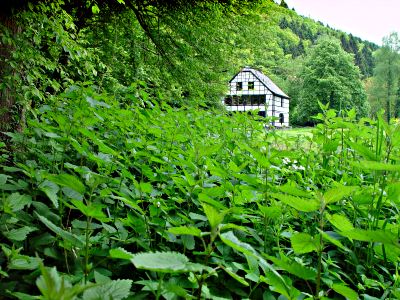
[
  {"x1": 281, "y1": 98, "x2": 284, "y2": 107},
  {"x1": 248, "y1": 81, "x2": 254, "y2": 90},
  {"x1": 224, "y1": 96, "x2": 232, "y2": 106},
  {"x1": 236, "y1": 82, "x2": 242, "y2": 91},
  {"x1": 249, "y1": 95, "x2": 265, "y2": 105}
]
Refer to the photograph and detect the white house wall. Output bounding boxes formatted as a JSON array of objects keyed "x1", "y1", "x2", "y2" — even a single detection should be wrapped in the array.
[{"x1": 225, "y1": 71, "x2": 290, "y2": 127}]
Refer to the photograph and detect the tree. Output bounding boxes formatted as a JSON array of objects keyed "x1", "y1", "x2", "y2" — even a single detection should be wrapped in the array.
[
  {"x1": 280, "y1": 0, "x2": 289, "y2": 9},
  {"x1": 295, "y1": 36, "x2": 368, "y2": 125},
  {"x1": 372, "y1": 32, "x2": 400, "y2": 122}
]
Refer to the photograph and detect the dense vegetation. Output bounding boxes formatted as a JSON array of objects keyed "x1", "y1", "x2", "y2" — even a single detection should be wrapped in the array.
[
  {"x1": 2, "y1": 85, "x2": 400, "y2": 299},
  {"x1": 1, "y1": 0, "x2": 400, "y2": 299}
]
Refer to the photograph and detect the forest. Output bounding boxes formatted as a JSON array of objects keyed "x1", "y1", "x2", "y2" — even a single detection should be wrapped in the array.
[{"x1": 1, "y1": 0, "x2": 400, "y2": 299}]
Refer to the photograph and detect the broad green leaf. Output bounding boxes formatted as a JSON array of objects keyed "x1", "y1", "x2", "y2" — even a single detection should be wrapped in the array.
[
  {"x1": 198, "y1": 193, "x2": 226, "y2": 210},
  {"x1": 323, "y1": 140, "x2": 339, "y2": 152},
  {"x1": 387, "y1": 182, "x2": 400, "y2": 205},
  {"x1": 46, "y1": 173, "x2": 85, "y2": 195},
  {"x1": 109, "y1": 248, "x2": 135, "y2": 260},
  {"x1": 83, "y1": 279, "x2": 132, "y2": 300},
  {"x1": 202, "y1": 203, "x2": 224, "y2": 230},
  {"x1": 36, "y1": 214, "x2": 85, "y2": 248},
  {"x1": 258, "y1": 205, "x2": 282, "y2": 219},
  {"x1": 318, "y1": 229, "x2": 347, "y2": 251},
  {"x1": 8, "y1": 193, "x2": 32, "y2": 212},
  {"x1": 181, "y1": 235, "x2": 195, "y2": 250},
  {"x1": 4, "y1": 226, "x2": 37, "y2": 242},
  {"x1": 36, "y1": 265, "x2": 93, "y2": 300},
  {"x1": 323, "y1": 186, "x2": 358, "y2": 204},
  {"x1": 70, "y1": 199, "x2": 109, "y2": 222},
  {"x1": 0, "y1": 174, "x2": 8, "y2": 185},
  {"x1": 168, "y1": 226, "x2": 202, "y2": 237},
  {"x1": 260, "y1": 272, "x2": 292, "y2": 299},
  {"x1": 291, "y1": 233, "x2": 319, "y2": 254},
  {"x1": 277, "y1": 183, "x2": 312, "y2": 198},
  {"x1": 374, "y1": 244, "x2": 400, "y2": 263},
  {"x1": 220, "y1": 231, "x2": 257, "y2": 256},
  {"x1": 39, "y1": 180, "x2": 59, "y2": 208},
  {"x1": 266, "y1": 255, "x2": 317, "y2": 281},
  {"x1": 332, "y1": 283, "x2": 358, "y2": 300},
  {"x1": 271, "y1": 193, "x2": 320, "y2": 212},
  {"x1": 79, "y1": 128, "x2": 118, "y2": 157},
  {"x1": 341, "y1": 229, "x2": 399, "y2": 246},
  {"x1": 346, "y1": 141, "x2": 376, "y2": 161},
  {"x1": 223, "y1": 267, "x2": 249, "y2": 286},
  {"x1": 62, "y1": 187, "x2": 84, "y2": 201},
  {"x1": 139, "y1": 181, "x2": 153, "y2": 194},
  {"x1": 326, "y1": 214, "x2": 354, "y2": 232},
  {"x1": 9, "y1": 255, "x2": 40, "y2": 270},
  {"x1": 131, "y1": 252, "x2": 209, "y2": 273},
  {"x1": 351, "y1": 160, "x2": 400, "y2": 172}
]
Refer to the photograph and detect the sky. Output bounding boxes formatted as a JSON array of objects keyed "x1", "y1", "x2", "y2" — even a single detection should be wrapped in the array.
[{"x1": 284, "y1": 0, "x2": 399, "y2": 45}]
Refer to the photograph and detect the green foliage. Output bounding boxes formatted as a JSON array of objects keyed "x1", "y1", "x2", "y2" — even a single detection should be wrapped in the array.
[
  {"x1": 1, "y1": 83, "x2": 400, "y2": 298},
  {"x1": 295, "y1": 36, "x2": 369, "y2": 125},
  {"x1": 368, "y1": 32, "x2": 400, "y2": 120}
]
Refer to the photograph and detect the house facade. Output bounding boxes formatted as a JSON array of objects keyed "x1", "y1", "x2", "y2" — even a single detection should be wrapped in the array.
[{"x1": 224, "y1": 67, "x2": 290, "y2": 127}]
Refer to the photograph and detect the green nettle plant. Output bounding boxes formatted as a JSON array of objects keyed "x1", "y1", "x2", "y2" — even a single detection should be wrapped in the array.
[{"x1": 0, "y1": 83, "x2": 399, "y2": 299}]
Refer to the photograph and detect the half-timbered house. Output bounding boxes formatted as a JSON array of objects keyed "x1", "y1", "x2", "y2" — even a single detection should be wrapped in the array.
[{"x1": 224, "y1": 67, "x2": 290, "y2": 127}]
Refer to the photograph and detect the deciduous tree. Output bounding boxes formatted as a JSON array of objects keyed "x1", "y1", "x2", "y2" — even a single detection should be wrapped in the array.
[
  {"x1": 372, "y1": 32, "x2": 400, "y2": 121},
  {"x1": 295, "y1": 36, "x2": 368, "y2": 124}
]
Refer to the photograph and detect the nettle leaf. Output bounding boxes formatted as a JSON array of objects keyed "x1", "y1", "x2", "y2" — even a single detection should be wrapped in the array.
[
  {"x1": 36, "y1": 214, "x2": 85, "y2": 248},
  {"x1": 9, "y1": 255, "x2": 41, "y2": 270},
  {"x1": 198, "y1": 193, "x2": 227, "y2": 210},
  {"x1": 222, "y1": 267, "x2": 249, "y2": 286},
  {"x1": 258, "y1": 205, "x2": 282, "y2": 219},
  {"x1": 181, "y1": 235, "x2": 195, "y2": 250},
  {"x1": 39, "y1": 180, "x2": 59, "y2": 208},
  {"x1": 374, "y1": 244, "x2": 400, "y2": 263},
  {"x1": 8, "y1": 193, "x2": 32, "y2": 212},
  {"x1": 131, "y1": 252, "x2": 209, "y2": 273},
  {"x1": 318, "y1": 229, "x2": 347, "y2": 251},
  {"x1": 139, "y1": 181, "x2": 153, "y2": 194},
  {"x1": 0, "y1": 174, "x2": 8, "y2": 185},
  {"x1": 277, "y1": 183, "x2": 312, "y2": 198},
  {"x1": 323, "y1": 186, "x2": 358, "y2": 204},
  {"x1": 36, "y1": 265, "x2": 91, "y2": 299},
  {"x1": 271, "y1": 193, "x2": 320, "y2": 212},
  {"x1": 109, "y1": 248, "x2": 135, "y2": 260},
  {"x1": 220, "y1": 231, "x2": 257, "y2": 256},
  {"x1": 46, "y1": 173, "x2": 85, "y2": 195},
  {"x1": 70, "y1": 199, "x2": 109, "y2": 222},
  {"x1": 387, "y1": 182, "x2": 400, "y2": 205},
  {"x1": 341, "y1": 229, "x2": 400, "y2": 246},
  {"x1": 202, "y1": 203, "x2": 225, "y2": 230},
  {"x1": 168, "y1": 226, "x2": 202, "y2": 237},
  {"x1": 332, "y1": 283, "x2": 358, "y2": 300},
  {"x1": 326, "y1": 213, "x2": 354, "y2": 232},
  {"x1": 346, "y1": 141, "x2": 376, "y2": 161},
  {"x1": 4, "y1": 226, "x2": 37, "y2": 242},
  {"x1": 266, "y1": 255, "x2": 317, "y2": 281},
  {"x1": 291, "y1": 233, "x2": 319, "y2": 254},
  {"x1": 351, "y1": 160, "x2": 400, "y2": 172},
  {"x1": 83, "y1": 279, "x2": 132, "y2": 300},
  {"x1": 259, "y1": 272, "x2": 295, "y2": 299}
]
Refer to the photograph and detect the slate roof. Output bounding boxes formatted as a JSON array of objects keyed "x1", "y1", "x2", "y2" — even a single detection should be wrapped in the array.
[{"x1": 230, "y1": 67, "x2": 290, "y2": 99}]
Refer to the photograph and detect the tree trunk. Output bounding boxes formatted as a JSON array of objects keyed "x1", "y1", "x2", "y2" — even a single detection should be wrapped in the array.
[{"x1": 0, "y1": 9, "x2": 22, "y2": 141}]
